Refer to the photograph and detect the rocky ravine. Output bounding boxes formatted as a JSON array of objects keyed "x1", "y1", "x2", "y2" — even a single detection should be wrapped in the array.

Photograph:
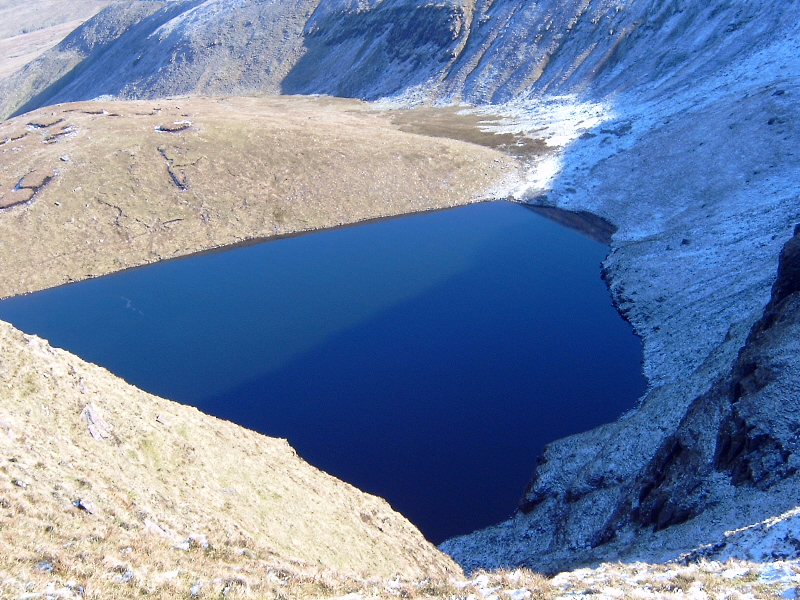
[{"x1": 2, "y1": 0, "x2": 800, "y2": 581}]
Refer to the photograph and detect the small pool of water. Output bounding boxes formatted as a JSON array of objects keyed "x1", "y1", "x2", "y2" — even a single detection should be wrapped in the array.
[{"x1": 0, "y1": 201, "x2": 646, "y2": 543}]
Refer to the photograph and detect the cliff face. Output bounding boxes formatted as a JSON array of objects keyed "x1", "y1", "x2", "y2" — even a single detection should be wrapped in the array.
[
  {"x1": 441, "y1": 7, "x2": 800, "y2": 570},
  {"x1": 2, "y1": 0, "x2": 797, "y2": 116},
  {"x1": 2, "y1": 0, "x2": 800, "y2": 577}
]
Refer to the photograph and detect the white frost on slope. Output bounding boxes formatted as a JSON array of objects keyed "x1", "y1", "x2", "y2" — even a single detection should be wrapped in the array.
[
  {"x1": 472, "y1": 96, "x2": 614, "y2": 199},
  {"x1": 441, "y1": 6, "x2": 800, "y2": 574},
  {"x1": 687, "y1": 508, "x2": 800, "y2": 564}
]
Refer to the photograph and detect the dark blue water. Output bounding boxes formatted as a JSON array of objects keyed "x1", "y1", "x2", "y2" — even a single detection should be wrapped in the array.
[{"x1": 0, "y1": 201, "x2": 645, "y2": 543}]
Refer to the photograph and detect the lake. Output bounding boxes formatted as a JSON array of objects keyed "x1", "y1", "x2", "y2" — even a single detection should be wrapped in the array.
[{"x1": 0, "y1": 200, "x2": 646, "y2": 543}]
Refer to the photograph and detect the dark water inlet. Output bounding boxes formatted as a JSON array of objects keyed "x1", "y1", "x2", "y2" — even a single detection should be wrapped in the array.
[{"x1": 0, "y1": 201, "x2": 646, "y2": 544}]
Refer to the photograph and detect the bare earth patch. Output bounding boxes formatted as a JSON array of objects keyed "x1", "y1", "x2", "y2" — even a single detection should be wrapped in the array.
[{"x1": 0, "y1": 95, "x2": 523, "y2": 299}]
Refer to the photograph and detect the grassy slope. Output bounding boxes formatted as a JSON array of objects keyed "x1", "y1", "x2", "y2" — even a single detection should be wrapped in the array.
[
  {"x1": 0, "y1": 95, "x2": 521, "y2": 298},
  {"x1": 0, "y1": 319, "x2": 462, "y2": 598}
]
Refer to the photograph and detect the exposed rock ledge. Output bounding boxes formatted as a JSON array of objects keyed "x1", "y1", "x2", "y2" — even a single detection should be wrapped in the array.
[{"x1": 442, "y1": 11, "x2": 800, "y2": 575}]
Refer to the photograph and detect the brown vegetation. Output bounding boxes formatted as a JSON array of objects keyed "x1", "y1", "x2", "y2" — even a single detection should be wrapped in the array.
[
  {"x1": 0, "y1": 319, "x2": 461, "y2": 598},
  {"x1": 0, "y1": 20, "x2": 84, "y2": 80},
  {"x1": 0, "y1": 95, "x2": 521, "y2": 299}
]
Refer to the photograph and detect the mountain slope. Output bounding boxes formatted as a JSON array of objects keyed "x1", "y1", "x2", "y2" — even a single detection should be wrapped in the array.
[
  {"x1": 442, "y1": 13, "x2": 800, "y2": 572},
  {"x1": 0, "y1": 0, "x2": 318, "y2": 120},
  {"x1": 0, "y1": 317, "x2": 462, "y2": 596},
  {"x1": 0, "y1": 0, "x2": 111, "y2": 80},
  {"x1": 2, "y1": 0, "x2": 798, "y2": 118}
]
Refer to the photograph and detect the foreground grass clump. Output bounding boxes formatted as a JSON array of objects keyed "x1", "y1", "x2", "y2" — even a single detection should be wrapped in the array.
[{"x1": 546, "y1": 559, "x2": 798, "y2": 599}]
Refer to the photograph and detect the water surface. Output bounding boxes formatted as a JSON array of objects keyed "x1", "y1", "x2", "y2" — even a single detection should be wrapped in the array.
[{"x1": 0, "y1": 201, "x2": 646, "y2": 543}]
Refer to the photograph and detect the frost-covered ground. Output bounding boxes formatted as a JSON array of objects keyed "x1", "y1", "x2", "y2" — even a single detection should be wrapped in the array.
[
  {"x1": 442, "y1": 8, "x2": 800, "y2": 574},
  {"x1": 13, "y1": 559, "x2": 800, "y2": 600}
]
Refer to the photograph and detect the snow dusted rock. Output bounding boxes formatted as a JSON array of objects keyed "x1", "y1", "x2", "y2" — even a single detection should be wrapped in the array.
[
  {"x1": 686, "y1": 508, "x2": 800, "y2": 564},
  {"x1": 442, "y1": 6, "x2": 800, "y2": 573},
  {"x1": 71, "y1": 498, "x2": 96, "y2": 514},
  {"x1": 3, "y1": 0, "x2": 799, "y2": 116}
]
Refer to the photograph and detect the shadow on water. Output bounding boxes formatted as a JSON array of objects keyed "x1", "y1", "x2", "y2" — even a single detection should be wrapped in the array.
[
  {"x1": 523, "y1": 205, "x2": 618, "y2": 245},
  {"x1": 0, "y1": 201, "x2": 646, "y2": 544},
  {"x1": 202, "y1": 229, "x2": 645, "y2": 542}
]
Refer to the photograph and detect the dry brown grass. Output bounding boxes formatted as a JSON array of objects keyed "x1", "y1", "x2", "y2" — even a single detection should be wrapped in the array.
[
  {"x1": 0, "y1": 318, "x2": 463, "y2": 599},
  {"x1": 385, "y1": 107, "x2": 548, "y2": 160},
  {"x1": 0, "y1": 95, "x2": 522, "y2": 299}
]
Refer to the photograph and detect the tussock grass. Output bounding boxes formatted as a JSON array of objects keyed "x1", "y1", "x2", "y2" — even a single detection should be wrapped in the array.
[{"x1": 547, "y1": 559, "x2": 795, "y2": 599}]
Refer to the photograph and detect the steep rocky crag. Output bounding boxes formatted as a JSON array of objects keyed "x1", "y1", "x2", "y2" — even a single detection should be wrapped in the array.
[{"x1": 442, "y1": 8, "x2": 800, "y2": 571}]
